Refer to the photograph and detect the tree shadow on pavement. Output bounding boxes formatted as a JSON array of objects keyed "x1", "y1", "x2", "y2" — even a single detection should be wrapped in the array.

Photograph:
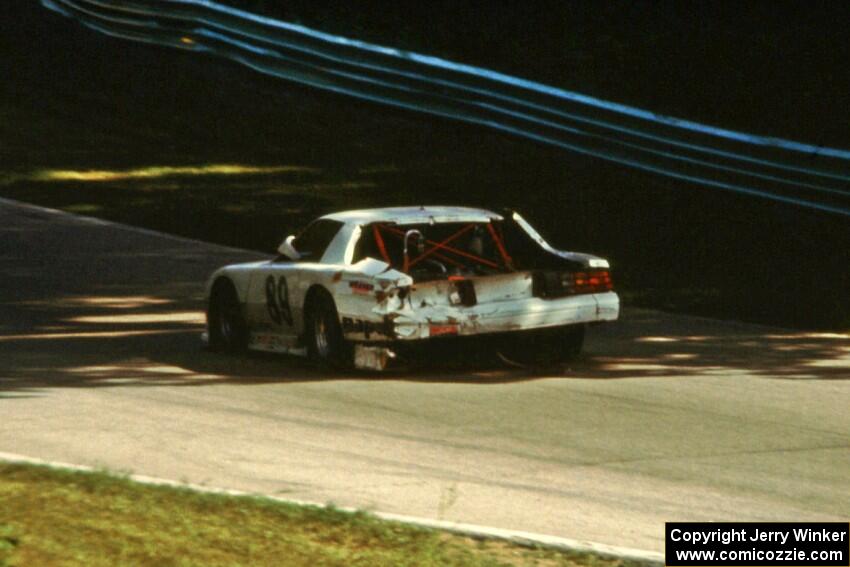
[
  {"x1": 573, "y1": 308, "x2": 850, "y2": 380},
  {"x1": 0, "y1": 198, "x2": 847, "y2": 399},
  {"x1": 1, "y1": 298, "x2": 847, "y2": 399}
]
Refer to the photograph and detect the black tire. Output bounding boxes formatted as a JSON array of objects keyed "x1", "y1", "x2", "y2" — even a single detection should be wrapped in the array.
[
  {"x1": 496, "y1": 324, "x2": 585, "y2": 367},
  {"x1": 304, "y1": 291, "x2": 349, "y2": 367},
  {"x1": 208, "y1": 281, "x2": 248, "y2": 353},
  {"x1": 560, "y1": 324, "x2": 586, "y2": 360}
]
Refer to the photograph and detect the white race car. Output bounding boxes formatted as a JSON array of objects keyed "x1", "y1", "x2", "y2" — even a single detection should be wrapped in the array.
[{"x1": 205, "y1": 206, "x2": 619, "y2": 370}]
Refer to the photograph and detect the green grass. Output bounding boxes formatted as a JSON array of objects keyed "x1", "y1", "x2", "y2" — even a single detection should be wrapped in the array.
[{"x1": 0, "y1": 463, "x2": 642, "y2": 567}]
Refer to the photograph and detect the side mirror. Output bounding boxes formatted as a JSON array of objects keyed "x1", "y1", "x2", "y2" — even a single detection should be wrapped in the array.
[{"x1": 277, "y1": 235, "x2": 301, "y2": 260}]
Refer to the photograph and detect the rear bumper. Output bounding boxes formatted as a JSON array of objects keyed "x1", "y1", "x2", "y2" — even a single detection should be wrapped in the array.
[{"x1": 342, "y1": 291, "x2": 619, "y2": 342}]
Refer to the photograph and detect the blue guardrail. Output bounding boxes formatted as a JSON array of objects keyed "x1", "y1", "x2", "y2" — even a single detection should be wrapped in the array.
[{"x1": 44, "y1": 0, "x2": 850, "y2": 216}]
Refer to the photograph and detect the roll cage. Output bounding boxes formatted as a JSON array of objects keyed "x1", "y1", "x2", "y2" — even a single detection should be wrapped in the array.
[{"x1": 353, "y1": 221, "x2": 516, "y2": 278}]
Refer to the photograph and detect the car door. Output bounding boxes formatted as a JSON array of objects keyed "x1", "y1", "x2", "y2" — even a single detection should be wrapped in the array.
[
  {"x1": 243, "y1": 259, "x2": 301, "y2": 350},
  {"x1": 243, "y1": 220, "x2": 344, "y2": 349}
]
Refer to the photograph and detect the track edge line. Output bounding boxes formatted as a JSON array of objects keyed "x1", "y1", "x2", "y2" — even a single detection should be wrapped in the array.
[{"x1": 0, "y1": 450, "x2": 664, "y2": 564}]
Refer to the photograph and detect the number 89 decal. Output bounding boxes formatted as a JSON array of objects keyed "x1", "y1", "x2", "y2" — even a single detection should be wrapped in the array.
[{"x1": 265, "y1": 275, "x2": 293, "y2": 326}]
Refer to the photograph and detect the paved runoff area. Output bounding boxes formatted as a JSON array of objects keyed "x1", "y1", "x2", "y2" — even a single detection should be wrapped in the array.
[{"x1": 1, "y1": 198, "x2": 848, "y2": 553}]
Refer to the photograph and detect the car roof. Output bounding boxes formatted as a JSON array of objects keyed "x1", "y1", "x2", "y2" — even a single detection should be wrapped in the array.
[{"x1": 320, "y1": 206, "x2": 503, "y2": 225}]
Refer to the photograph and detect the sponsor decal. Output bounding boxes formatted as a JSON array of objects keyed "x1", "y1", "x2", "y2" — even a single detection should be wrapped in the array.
[
  {"x1": 429, "y1": 324, "x2": 459, "y2": 337},
  {"x1": 348, "y1": 281, "x2": 374, "y2": 294}
]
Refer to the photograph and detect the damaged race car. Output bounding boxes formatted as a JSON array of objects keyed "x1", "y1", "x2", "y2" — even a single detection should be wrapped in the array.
[{"x1": 204, "y1": 206, "x2": 619, "y2": 370}]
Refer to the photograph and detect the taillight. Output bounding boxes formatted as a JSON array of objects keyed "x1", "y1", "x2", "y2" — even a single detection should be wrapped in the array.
[
  {"x1": 573, "y1": 270, "x2": 613, "y2": 294},
  {"x1": 533, "y1": 269, "x2": 613, "y2": 298}
]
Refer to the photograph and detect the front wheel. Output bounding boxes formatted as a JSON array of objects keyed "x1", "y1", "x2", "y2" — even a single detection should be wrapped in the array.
[
  {"x1": 305, "y1": 292, "x2": 350, "y2": 368},
  {"x1": 208, "y1": 281, "x2": 248, "y2": 353}
]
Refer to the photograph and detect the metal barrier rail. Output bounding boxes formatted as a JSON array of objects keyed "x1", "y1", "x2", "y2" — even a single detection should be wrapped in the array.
[{"x1": 43, "y1": 0, "x2": 850, "y2": 216}]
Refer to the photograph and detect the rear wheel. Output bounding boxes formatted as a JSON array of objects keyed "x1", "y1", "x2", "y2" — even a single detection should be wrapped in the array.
[
  {"x1": 560, "y1": 325, "x2": 586, "y2": 359},
  {"x1": 208, "y1": 281, "x2": 248, "y2": 353},
  {"x1": 497, "y1": 324, "x2": 585, "y2": 367},
  {"x1": 305, "y1": 291, "x2": 350, "y2": 367}
]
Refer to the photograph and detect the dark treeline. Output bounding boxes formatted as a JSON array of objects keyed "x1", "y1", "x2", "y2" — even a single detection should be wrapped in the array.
[
  {"x1": 215, "y1": 1, "x2": 850, "y2": 329},
  {"x1": 12, "y1": 2, "x2": 850, "y2": 329},
  {"x1": 221, "y1": 1, "x2": 849, "y2": 149}
]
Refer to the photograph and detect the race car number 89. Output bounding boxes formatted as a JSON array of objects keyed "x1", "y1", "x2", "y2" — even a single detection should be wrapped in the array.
[{"x1": 265, "y1": 275, "x2": 293, "y2": 326}]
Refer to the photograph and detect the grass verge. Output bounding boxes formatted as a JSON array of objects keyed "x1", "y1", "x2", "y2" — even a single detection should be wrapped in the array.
[{"x1": 0, "y1": 463, "x2": 643, "y2": 567}]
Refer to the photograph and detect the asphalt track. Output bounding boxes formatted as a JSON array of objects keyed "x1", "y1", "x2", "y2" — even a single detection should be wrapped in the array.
[{"x1": 1, "y1": 198, "x2": 848, "y2": 552}]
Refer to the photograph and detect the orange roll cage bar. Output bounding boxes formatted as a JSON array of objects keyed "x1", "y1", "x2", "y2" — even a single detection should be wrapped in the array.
[{"x1": 372, "y1": 222, "x2": 514, "y2": 273}]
